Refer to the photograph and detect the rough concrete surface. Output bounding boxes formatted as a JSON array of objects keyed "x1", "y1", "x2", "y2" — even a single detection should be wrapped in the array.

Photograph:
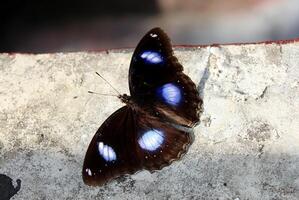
[{"x1": 0, "y1": 42, "x2": 299, "y2": 200}]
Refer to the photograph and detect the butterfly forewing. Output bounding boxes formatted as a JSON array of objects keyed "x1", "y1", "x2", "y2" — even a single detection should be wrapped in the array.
[
  {"x1": 82, "y1": 106, "x2": 140, "y2": 186},
  {"x1": 129, "y1": 28, "x2": 202, "y2": 127},
  {"x1": 129, "y1": 28, "x2": 181, "y2": 98}
]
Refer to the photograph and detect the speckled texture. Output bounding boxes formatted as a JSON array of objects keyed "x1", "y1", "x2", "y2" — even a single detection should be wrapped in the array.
[{"x1": 0, "y1": 42, "x2": 298, "y2": 200}]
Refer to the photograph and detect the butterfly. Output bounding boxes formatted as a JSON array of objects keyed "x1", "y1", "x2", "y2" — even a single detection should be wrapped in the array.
[{"x1": 82, "y1": 27, "x2": 202, "y2": 186}]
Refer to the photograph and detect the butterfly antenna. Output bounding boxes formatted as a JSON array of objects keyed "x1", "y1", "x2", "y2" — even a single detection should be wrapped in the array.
[
  {"x1": 95, "y1": 72, "x2": 121, "y2": 96},
  {"x1": 88, "y1": 90, "x2": 118, "y2": 97}
]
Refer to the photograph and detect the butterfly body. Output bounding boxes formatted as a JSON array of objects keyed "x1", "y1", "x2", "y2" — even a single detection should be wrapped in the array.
[{"x1": 83, "y1": 28, "x2": 202, "y2": 186}]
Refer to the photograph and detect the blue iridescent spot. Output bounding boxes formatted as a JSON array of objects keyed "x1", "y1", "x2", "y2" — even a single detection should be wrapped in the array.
[
  {"x1": 138, "y1": 129, "x2": 164, "y2": 151},
  {"x1": 157, "y1": 83, "x2": 182, "y2": 106},
  {"x1": 98, "y1": 142, "x2": 117, "y2": 162},
  {"x1": 140, "y1": 51, "x2": 163, "y2": 64}
]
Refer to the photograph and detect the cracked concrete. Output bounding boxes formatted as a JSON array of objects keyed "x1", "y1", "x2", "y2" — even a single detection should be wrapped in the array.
[{"x1": 0, "y1": 41, "x2": 299, "y2": 199}]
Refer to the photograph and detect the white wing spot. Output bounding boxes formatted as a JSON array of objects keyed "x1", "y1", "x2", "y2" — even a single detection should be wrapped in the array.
[
  {"x1": 98, "y1": 142, "x2": 117, "y2": 162},
  {"x1": 140, "y1": 51, "x2": 163, "y2": 64},
  {"x1": 157, "y1": 83, "x2": 182, "y2": 106},
  {"x1": 86, "y1": 168, "x2": 92, "y2": 176},
  {"x1": 138, "y1": 129, "x2": 164, "y2": 151}
]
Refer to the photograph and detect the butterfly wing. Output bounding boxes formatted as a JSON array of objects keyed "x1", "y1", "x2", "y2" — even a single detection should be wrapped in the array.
[
  {"x1": 129, "y1": 28, "x2": 202, "y2": 127},
  {"x1": 82, "y1": 106, "x2": 194, "y2": 186},
  {"x1": 82, "y1": 106, "x2": 141, "y2": 186},
  {"x1": 135, "y1": 109, "x2": 194, "y2": 171}
]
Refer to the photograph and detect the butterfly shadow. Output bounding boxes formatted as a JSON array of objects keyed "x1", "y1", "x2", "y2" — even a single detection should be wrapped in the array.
[
  {"x1": 0, "y1": 174, "x2": 21, "y2": 200},
  {"x1": 197, "y1": 66, "x2": 210, "y2": 100}
]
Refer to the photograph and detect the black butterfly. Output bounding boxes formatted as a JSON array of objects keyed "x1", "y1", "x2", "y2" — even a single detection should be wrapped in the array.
[{"x1": 82, "y1": 27, "x2": 202, "y2": 186}]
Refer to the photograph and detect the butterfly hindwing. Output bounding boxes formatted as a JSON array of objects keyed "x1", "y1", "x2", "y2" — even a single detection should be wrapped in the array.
[
  {"x1": 135, "y1": 110, "x2": 194, "y2": 171},
  {"x1": 129, "y1": 28, "x2": 202, "y2": 127}
]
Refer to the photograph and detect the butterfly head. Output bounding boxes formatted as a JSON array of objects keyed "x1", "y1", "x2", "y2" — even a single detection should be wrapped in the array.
[{"x1": 119, "y1": 94, "x2": 131, "y2": 104}]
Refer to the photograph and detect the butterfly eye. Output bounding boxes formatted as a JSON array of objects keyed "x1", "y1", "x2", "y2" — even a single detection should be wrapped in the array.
[
  {"x1": 157, "y1": 83, "x2": 182, "y2": 106},
  {"x1": 140, "y1": 51, "x2": 163, "y2": 64},
  {"x1": 98, "y1": 142, "x2": 117, "y2": 162},
  {"x1": 138, "y1": 129, "x2": 164, "y2": 151}
]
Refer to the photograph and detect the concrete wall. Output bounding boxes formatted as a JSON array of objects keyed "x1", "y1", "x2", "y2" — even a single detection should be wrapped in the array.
[{"x1": 0, "y1": 41, "x2": 298, "y2": 199}]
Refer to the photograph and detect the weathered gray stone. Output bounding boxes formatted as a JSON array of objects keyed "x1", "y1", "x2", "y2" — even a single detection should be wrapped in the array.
[{"x1": 0, "y1": 41, "x2": 298, "y2": 199}]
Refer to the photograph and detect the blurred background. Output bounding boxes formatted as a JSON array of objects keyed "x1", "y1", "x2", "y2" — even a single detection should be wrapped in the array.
[{"x1": 1, "y1": 0, "x2": 299, "y2": 53}]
